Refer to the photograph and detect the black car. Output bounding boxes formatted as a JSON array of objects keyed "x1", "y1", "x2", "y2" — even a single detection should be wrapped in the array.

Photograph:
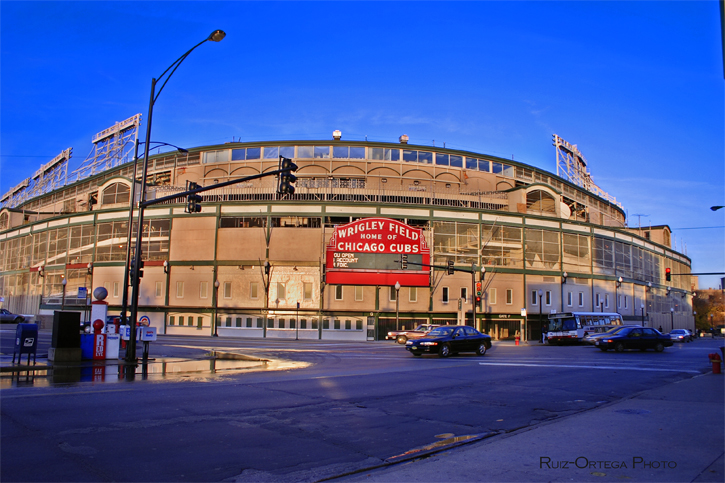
[
  {"x1": 596, "y1": 327, "x2": 673, "y2": 352},
  {"x1": 406, "y1": 325, "x2": 492, "y2": 357}
]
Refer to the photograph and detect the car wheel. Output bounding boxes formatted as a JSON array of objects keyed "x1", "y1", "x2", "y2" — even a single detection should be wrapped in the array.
[
  {"x1": 655, "y1": 342, "x2": 665, "y2": 352},
  {"x1": 396, "y1": 335, "x2": 407, "y2": 344},
  {"x1": 412, "y1": 352, "x2": 422, "y2": 357},
  {"x1": 14, "y1": 316, "x2": 23, "y2": 323},
  {"x1": 615, "y1": 342, "x2": 625, "y2": 353},
  {"x1": 476, "y1": 343, "x2": 487, "y2": 356},
  {"x1": 599, "y1": 347, "x2": 608, "y2": 352},
  {"x1": 439, "y1": 343, "x2": 451, "y2": 358}
]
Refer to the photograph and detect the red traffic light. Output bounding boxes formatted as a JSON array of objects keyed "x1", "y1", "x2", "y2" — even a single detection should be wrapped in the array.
[{"x1": 665, "y1": 267, "x2": 671, "y2": 282}]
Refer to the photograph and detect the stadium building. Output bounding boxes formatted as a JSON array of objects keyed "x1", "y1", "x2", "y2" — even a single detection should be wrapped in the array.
[{"x1": 0, "y1": 117, "x2": 695, "y2": 340}]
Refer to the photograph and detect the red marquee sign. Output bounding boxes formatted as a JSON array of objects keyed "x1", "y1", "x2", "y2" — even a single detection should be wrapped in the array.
[{"x1": 325, "y1": 218, "x2": 430, "y2": 286}]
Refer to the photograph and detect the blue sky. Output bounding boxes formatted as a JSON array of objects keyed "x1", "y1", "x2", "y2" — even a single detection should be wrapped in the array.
[{"x1": 1, "y1": 1, "x2": 723, "y2": 288}]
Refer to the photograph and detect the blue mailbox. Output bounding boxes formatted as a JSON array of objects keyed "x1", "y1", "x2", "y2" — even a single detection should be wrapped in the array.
[{"x1": 13, "y1": 323, "x2": 38, "y2": 365}]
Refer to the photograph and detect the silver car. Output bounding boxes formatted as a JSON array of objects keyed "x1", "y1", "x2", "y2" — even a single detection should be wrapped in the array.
[
  {"x1": 0, "y1": 309, "x2": 25, "y2": 324},
  {"x1": 669, "y1": 329, "x2": 693, "y2": 343}
]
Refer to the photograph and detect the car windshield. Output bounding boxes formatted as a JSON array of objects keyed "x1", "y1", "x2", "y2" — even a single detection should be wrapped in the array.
[
  {"x1": 549, "y1": 317, "x2": 577, "y2": 331},
  {"x1": 428, "y1": 327, "x2": 454, "y2": 337},
  {"x1": 671, "y1": 330, "x2": 685, "y2": 334}
]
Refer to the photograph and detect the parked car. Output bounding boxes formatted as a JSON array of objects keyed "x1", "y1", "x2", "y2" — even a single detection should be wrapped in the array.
[
  {"x1": 669, "y1": 329, "x2": 693, "y2": 343},
  {"x1": 406, "y1": 325, "x2": 492, "y2": 357},
  {"x1": 583, "y1": 325, "x2": 642, "y2": 345},
  {"x1": 596, "y1": 327, "x2": 673, "y2": 352},
  {"x1": 0, "y1": 309, "x2": 25, "y2": 324},
  {"x1": 387, "y1": 324, "x2": 440, "y2": 344}
]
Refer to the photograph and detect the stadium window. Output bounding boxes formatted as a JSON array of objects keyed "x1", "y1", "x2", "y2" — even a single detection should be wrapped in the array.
[
  {"x1": 169, "y1": 316, "x2": 175, "y2": 326},
  {"x1": 335, "y1": 285, "x2": 343, "y2": 300},
  {"x1": 409, "y1": 287, "x2": 418, "y2": 303},
  {"x1": 605, "y1": 294, "x2": 610, "y2": 308},
  {"x1": 250, "y1": 282, "x2": 259, "y2": 299},
  {"x1": 595, "y1": 293, "x2": 601, "y2": 307},
  {"x1": 355, "y1": 286, "x2": 363, "y2": 301},
  {"x1": 220, "y1": 217, "x2": 266, "y2": 228},
  {"x1": 436, "y1": 153, "x2": 450, "y2": 166},
  {"x1": 277, "y1": 283, "x2": 286, "y2": 300},
  {"x1": 280, "y1": 146, "x2": 294, "y2": 158},
  {"x1": 313, "y1": 146, "x2": 330, "y2": 158},
  {"x1": 334, "y1": 319, "x2": 341, "y2": 330},
  {"x1": 567, "y1": 292, "x2": 573, "y2": 307},
  {"x1": 506, "y1": 289, "x2": 513, "y2": 305},
  {"x1": 263, "y1": 146, "x2": 279, "y2": 159},
  {"x1": 460, "y1": 287, "x2": 468, "y2": 303},
  {"x1": 304, "y1": 283, "x2": 313, "y2": 301},
  {"x1": 236, "y1": 317, "x2": 242, "y2": 327},
  {"x1": 200, "y1": 281, "x2": 208, "y2": 299},
  {"x1": 197, "y1": 317, "x2": 203, "y2": 329},
  {"x1": 203, "y1": 150, "x2": 229, "y2": 164},
  {"x1": 369, "y1": 148, "x2": 399, "y2": 161},
  {"x1": 545, "y1": 291, "x2": 552, "y2": 306},
  {"x1": 389, "y1": 286, "x2": 397, "y2": 302},
  {"x1": 155, "y1": 282, "x2": 162, "y2": 298},
  {"x1": 442, "y1": 287, "x2": 449, "y2": 304},
  {"x1": 490, "y1": 288, "x2": 497, "y2": 305},
  {"x1": 531, "y1": 290, "x2": 538, "y2": 305},
  {"x1": 224, "y1": 282, "x2": 232, "y2": 299},
  {"x1": 113, "y1": 282, "x2": 119, "y2": 298},
  {"x1": 579, "y1": 292, "x2": 584, "y2": 307},
  {"x1": 345, "y1": 320, "x2": 352, "y2": 330},
  {"x1": 450, "y1": 155, "x2": 463, "y2": 167},
  {"x1": 356, "y1": 320, "x2": 363, "y2": 330},
  {"x1": 624, "y1": 296, "x2": 628, "y2": 309},
  {"x1": 176, "y1": 282, "x2": 184, "y2": 298},
  {"x1": 101, "y1": 182, "x2": 130, "y2": 205}
]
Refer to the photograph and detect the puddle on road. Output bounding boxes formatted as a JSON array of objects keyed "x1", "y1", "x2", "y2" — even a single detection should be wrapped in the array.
[
  {"x1": 386, "y1": 433, "x2": 492, "y2": 463},
  {"x1": 1, "y1": 353, "x2": 309, "y2": 388}
]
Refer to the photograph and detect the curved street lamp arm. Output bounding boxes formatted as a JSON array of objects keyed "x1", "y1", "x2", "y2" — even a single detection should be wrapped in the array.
[{"x1": 152, "y1": 30, "x2": 225, "y2": 105}]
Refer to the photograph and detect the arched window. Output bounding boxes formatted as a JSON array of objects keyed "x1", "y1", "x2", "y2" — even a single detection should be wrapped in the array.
[
  {"x1": 0, "y1": 212, "x2": 8, "y2": 230},
  {"x1": 526, "y1": 190, "x2": 556, "y2": 214},
  {"x1": 101, "y1": 183, "x2": 130, "y2": 206}
]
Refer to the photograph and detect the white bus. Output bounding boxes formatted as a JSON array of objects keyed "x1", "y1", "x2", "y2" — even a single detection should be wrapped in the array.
[{"x1": 546, "y1": 312, "x2": 624, "y2": 344}]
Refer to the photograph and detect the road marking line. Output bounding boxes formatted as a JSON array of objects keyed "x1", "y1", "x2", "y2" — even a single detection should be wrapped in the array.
[{"x1": 478, "y1": 362, "x2": 700, "y2": 373}]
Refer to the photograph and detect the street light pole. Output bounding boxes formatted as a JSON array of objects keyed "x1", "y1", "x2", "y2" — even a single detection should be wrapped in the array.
[
  {"x1": 537, "y1": 289, "x2": 543, "y2": 343},
  {"x1": 126, "y1": 30, "x2": 225, "y2": 363},
  {"x1": 395, "y1": 281, "x2": 401, "y2": 330},
  {"x1": 61, "y1": 278, "x2": 67, "y2": 310},
  {"x1": 213, "y1": 279, "x2": 220, "y2": 336}
]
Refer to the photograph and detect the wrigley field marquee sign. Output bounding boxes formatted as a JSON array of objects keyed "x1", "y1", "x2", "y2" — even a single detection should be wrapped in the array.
[{"x1": 325, "y1": 218, "x2": 430, "y2": 286}]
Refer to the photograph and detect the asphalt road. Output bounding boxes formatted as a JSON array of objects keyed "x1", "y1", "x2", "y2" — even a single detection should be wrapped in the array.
[{"x1": 0, "y1": 331, "x2": 718, "y2": 482}]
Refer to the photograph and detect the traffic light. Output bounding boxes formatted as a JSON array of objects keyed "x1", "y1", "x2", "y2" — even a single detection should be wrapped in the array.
[
  {"x1": 186, "y1": 181, "x2": 202, "y2": 213},
  {"x1": 400, "y1": 254, "x2": 408, "y2": 270},
  {"x1": 129, "y1": 259, "x2": 144, "y2": 285},
  {"x1": 447, "y1": 260, "x2": 454, "y2": 275},
  {"x1": 475, "y1": 295, "x2": 482, "y2": 309},
  {"x1": 475, "y1": 282, "x2": 482, "y2": 297},
  {"x1": 278, "y1": 156, "x2": 298, "y2": 195},
  {"x1": 665, "y1": 267, "x2": 671, "y2": 282}
]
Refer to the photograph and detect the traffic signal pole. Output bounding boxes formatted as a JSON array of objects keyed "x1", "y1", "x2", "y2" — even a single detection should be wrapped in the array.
[{"x1": 400, "y1": 259, "x2": 484, "y2": 327}]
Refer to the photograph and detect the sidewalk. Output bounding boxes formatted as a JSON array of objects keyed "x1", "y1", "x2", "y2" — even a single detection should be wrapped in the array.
[{"x1": 337, "y1": 373, "x2": 724, "y2": 482}]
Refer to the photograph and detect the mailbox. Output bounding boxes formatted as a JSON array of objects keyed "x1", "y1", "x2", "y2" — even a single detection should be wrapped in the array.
[{"x1": 13, "y1": 323, "x2": 38, "y2": 365}]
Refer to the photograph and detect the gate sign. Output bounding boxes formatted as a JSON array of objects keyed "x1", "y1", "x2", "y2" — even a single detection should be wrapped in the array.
[{"x1": 325, "y1": 218, "x2": 430, "y2": 286}]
